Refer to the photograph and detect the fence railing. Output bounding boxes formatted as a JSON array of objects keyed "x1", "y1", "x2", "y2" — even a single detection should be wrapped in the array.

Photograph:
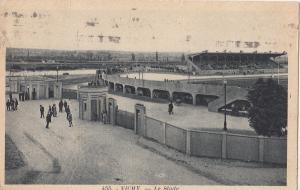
[{"x1": 116, "y1": 109, "x2": 287, "y2": 165}]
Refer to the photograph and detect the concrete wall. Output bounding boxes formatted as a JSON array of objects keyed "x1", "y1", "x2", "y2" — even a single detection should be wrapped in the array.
[
  {"x1": 226, "y1": 134, "x2": 259, "y2": 161},
  {"x1": 114, "y1": 106, "x2": 287, "y2": 165},
  {"x1": 145, "y1": 117, "x2": 165, "y2": 144},
  {"x1": 190, "y1": 131, "x2": 222, "y2": 158},
  {"x1": 263, "y1": 137, "x2": 287, "y2": 164},
  {"x1": 165, "y1": 123, "x2": 186, "y2": 153}
]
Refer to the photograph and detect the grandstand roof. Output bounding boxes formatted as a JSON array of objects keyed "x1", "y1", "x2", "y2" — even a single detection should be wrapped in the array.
[{"x1": 188, "y1": 51, "x2": 286, "y2": 58}]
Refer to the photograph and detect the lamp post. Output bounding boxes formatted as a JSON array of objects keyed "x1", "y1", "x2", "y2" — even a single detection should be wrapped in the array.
[
  {"x1": 277, "y1": 60, "x2": 280, "y2": 85},
  {"x1": 223, "y1": 79, "x2": 227, "y2": 131},
  {"x1": 56, "y1": 66, "x2": 59, "y2": 82}
]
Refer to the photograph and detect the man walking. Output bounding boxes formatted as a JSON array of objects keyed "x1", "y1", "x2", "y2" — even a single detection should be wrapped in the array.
[
  {"x1": 65, "y1": 105, "x2": 70, "y2": 119},
  {"x1": 63, "y1": 100, "x2": 68, "y2": 112},
  {"x1": 48, "y1": 105, "x2": 53, "y2": 122},
  {"x1": 59, "y1": 99, "x2": 63, "y2": 112},
  {"x1": 10, "y1": 99, "x2": 15, "y2": 111},
  {"x1": 46, "y1": 113, "x2": 51, "y2": 129},
  {"x1": 67, "y1": 112, "x2": 73, "y2": 127},
  {"x1": 15, "y1": 98, "x2": 18, "y2": 110},
  {"x1": 168, "y1": 101, "x2": 174, "y2": 115},
  {"x1": 40, "y1": 105, "x2": 45, "y2": 118},
  {"x1": 6, "y1": 99, "x2": 10, "y2": 111},
  {"x1": 52, "y1": 104, "x2": 57, "y2": 117}
]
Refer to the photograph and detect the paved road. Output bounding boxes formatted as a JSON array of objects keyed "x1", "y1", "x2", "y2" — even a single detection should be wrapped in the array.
[{"x1": 5, "y1": 98, "x2": 218, "y2": 184}]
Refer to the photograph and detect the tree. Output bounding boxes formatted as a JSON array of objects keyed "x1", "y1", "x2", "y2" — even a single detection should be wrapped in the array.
[{"x1": 247, "y1": 78, "x2": 287, "y2": 137}]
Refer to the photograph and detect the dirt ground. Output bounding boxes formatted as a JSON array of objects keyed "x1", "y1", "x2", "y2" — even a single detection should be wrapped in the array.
[{"x1": 5, "y1": 95, "x2": 286, "y2": 185}]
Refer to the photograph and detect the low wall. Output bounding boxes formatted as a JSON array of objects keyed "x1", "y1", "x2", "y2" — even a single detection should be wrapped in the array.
[
  {"x1": 263, "y1": 137, "x2": 287, "y2": 164},
  {"x1": 145, "y1": 117, "x2": 165, "y2": 144},
  {"x1": 62, "y1": 88, "x2": 77, "y2": 99},
  {"x1": 226, "y1": 134, "x2": 259, "y2": 162},
  {"x1": 165, "y1": 123, "x2": 186, "y2": 153},
  {"x1": 115, "y1": 108, "x2": 287, "y2": 164},
  {"x1": 190, "y1": 131, "x2": 222, "y2": 158},
  {"x1": 116, "y1": 110, "x2": 134, "y2": 130}
]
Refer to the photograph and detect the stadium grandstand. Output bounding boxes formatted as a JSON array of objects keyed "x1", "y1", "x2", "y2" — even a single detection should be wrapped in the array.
[{"x1": 187, "y1": 51, "x2": 287, "y2": 73}]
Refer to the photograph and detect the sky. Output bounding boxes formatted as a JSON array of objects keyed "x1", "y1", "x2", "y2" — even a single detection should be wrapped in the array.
[{"x1": 0, "y1": 0, "x2": 298, "y2": 53}]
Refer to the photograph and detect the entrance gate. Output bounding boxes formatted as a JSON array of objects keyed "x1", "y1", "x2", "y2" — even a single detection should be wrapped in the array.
[
  {"x1": 107, "y1": 98, "x2": 117, "y2": 125},
  {"x1": 91, "y1": 99, "x2": 97, "y2": 121}
]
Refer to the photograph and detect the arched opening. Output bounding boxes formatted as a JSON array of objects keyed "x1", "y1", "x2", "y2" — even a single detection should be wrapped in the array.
[
  {"x1": 152, "y1": 89, "x2": 170, "y2": 100},
  {"x1": 108, "y1": 82, "x2": 114, "y2": 91},
  {"x1": 196, "y1": 94, "x2": 219, "y2": 106},
  {"x1": 125, "y1": 85, "x2": 136, "y2": 94},
  {"x1": 137, "y1": 87, "x2": 151, "y2": 97},
  {"x1": 115, "y1": 83, "x2": 123, "y2": 93},
  {"x1": 172, "y1": 92, "x2": 193, "y2": 104}
]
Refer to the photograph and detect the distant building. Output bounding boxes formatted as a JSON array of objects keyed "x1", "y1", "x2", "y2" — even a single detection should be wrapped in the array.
[
  {"x1": 8, "y1": 76, "x2": 62, "y2": 100},
  {"x1": 188, "y1": 51, "x2": 287, "y2": 74}
]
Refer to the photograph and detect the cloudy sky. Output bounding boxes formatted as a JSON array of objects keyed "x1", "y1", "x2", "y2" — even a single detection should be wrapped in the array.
[{"x1": 1, "y1": 0, "x2": 298, "y2": 53}]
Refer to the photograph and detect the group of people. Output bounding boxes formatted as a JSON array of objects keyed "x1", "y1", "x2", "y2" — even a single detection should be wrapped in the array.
[
  {"x1": 41, "y1": 99, "x2": 73, "y2": 129},
  {"x1": 6, "y1": 98, "x2": 18, "y2": 111}
]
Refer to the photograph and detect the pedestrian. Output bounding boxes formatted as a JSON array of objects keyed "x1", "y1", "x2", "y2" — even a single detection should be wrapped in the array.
[
  {"x1": 46, "y1": 113, "x2": 51, "y2": 129},
  {"x1": 6, "y1": 99, "x2": 10, "y2": 111},
  {"x1": 48, "y1": 105, "x2": 53, "y2": 122},
  {"x1": 67, "y1": 112, "x2": 73, "y2": 127},
  {"x1": 15, "y1": 98, "x2": 18, "y2": 110},
  {"x1": 52, "y1": 104, "x2": 57, "y2": 117},
  {"x1": 63, "y1": 100, "x2": 68, "y2": 112},
  {"x1": 168, "y1": 101, "x2": 174, "y2": 115},
  {"x1": 65, "y1": 105, "x2": 70, "y2": 119},
  {"x1": 59, "y1": 99, "x2": 63, "y2": 112},
  {"x1": 102, "y1": 111, "x2": 107, "y2": 124},
  {"x1": 10, "y1": 99, "x2": 15, "y2": 111},
  {"x1": 40, "y1": 105, "x2": 45, "y2": 118}
]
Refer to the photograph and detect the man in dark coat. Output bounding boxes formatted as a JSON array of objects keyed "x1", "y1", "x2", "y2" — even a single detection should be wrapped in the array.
[
  {"x1": 6, "y1": 99, "x2": 10, "y2": 111},
  {"x1": 168, "y1": 101, "x2": 174, "y2": 115},
  {"x1": 59, "y1": 100, "x2": 63, "y2": 112},
  {"x1": 40, "y1": 105, "x2": 44, "y2": 118},
  {"x1": 10, "y1": 99, "x2": 15, "y2": 111},
  {"x1": 65, "y1": 105, "x2": 70, "y2": 119},
  {"x1": 15, "y1": 99, "x2": 18, "y2": 110},
  {"x1": 63, "y1": 100, "x2": 68, "y2": 112},
  {"x1": 67, "y1": 113, "x2": 73, "y2": 127},
  {"x1": 48, "y1": 105, "x2": 53, "y2": 122},
  {"x1": 46, "y1": 114, "x2": 51, "y2": 129}
]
